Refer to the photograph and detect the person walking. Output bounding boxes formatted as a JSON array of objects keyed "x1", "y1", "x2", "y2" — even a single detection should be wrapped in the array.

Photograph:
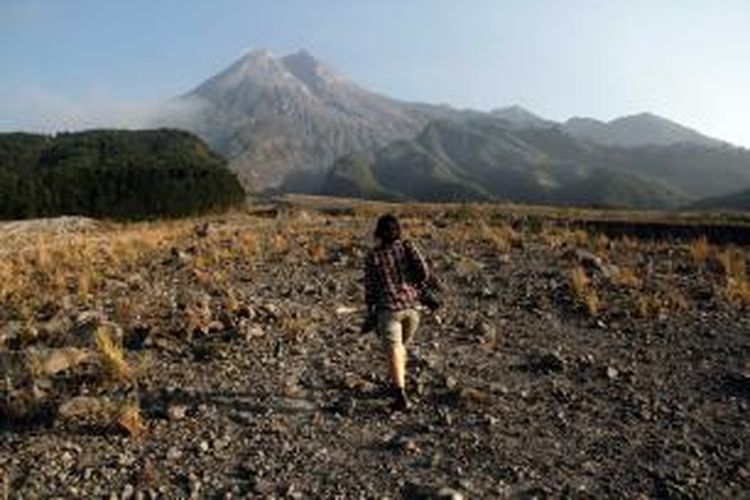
[{"x1": 364, "y1": 214, "x2": 431, "y2": 412}]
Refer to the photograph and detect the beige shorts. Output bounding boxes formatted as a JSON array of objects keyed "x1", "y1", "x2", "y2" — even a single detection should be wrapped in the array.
[{"x1": 377, "y1": 308, "x2": 420, "y2": 348}]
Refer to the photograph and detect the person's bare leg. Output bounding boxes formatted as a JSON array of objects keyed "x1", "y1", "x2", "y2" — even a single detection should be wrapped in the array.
[{"x1": 390, "y1": 343, "x2": 407, "y2": 389}]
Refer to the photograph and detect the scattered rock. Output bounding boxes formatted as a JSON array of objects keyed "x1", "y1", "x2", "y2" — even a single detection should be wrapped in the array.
[
  {"x1": 400, "y1": 438, "x2": 421, "y2": 455},
  {"x1": 403, "y1": 482, "x2": 465, "y2": 500},
  {"x1": 167, "y1": 404, "x2": 187, "y2": 421},
  {"x1": 472, "y1": 320, "x2": 497, "y2": 348},
  {"x1": 453, "y1": 387, "x2": 490, "y2": 407},
  {"x1": 260, "y1": 303, "x2": 281, "y2": 321},
  {"x1": 243, "y1": 324, "x2": 265, "y2": 340},
  {"x1": 121, "y1": 483, "x2": 135, "y2": 499},
  {"x1": 34, "y1": 347, "x2": 94, "y2": 377},
  {"x1": 166, "y1": 447, "x2": 183, "y2": 461},
  {"x1": 58, "y1": 396, "x2": 114, "y2": 428}
]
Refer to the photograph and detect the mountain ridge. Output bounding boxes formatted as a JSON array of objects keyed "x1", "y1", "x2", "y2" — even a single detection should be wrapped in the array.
[
  {"x1": 155, "y1": 48, "x2": 750, "y2": 209},
  {"x1": 175, "y1": 49, "x2": 432, "y2": 190},
  {"x1": 319, "y1": 116, "x2": 750, "y2": 209}
]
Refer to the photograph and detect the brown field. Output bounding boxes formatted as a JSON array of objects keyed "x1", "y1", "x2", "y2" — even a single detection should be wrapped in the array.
[{"x1": 1, "y1": 198, "x2": 748, "y2": 497}]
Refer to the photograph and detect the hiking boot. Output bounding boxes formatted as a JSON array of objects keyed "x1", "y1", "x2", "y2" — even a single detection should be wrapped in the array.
[{"x1": 391, "y1": 387, "x2": 410, "y2": 412}]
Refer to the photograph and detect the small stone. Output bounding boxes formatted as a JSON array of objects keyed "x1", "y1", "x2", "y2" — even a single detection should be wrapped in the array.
[
  {"x1": 207, "y1": 320, "x2": 225, "y2": 332},
  {"x1": 244, "y1": 325, "x2": 265, "y2": 340},
  {"x1": 436, "y1": 487, "x2": 465, "y2": 500},
  {"x1": 122, "y1": 484, "x2": 135, "y2": 499},
  {"x1": 213, "y1": 437, "x2": 230, "y2": 451},
  {"x1": 118, "y1": 454, "x2": 136, "y2": 467},
  {"x1": 166, "y1": 447, "x2": 182, "y2": 460},
  {"x1": 260, "y1": 303, "x2": 280, "y2": 320},
  {"x1": 167, "y1": 404, "x2": 187, "y2": 421},
  {"x1": 401, "y1": 439, "x2": 420, "y2": 455},
  {"x1": 606, "y1": 366, "x2": 619, "y2": 380},
  {"x1": 198, "y1": 440, "x2": 210, "y2": 453},
  {"x1": 473, "y1": 321, "x2": 496, "y2": 341},
  {"x1": 252, "y1": 478, "x2": 275, "y2": 495}
]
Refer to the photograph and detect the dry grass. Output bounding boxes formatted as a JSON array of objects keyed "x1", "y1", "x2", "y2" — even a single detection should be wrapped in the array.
[
  {"x1": 541, "y1": 228, "x2": 566, "y2": 250},
  {"x1": 94, "y1": 325, "x2": 131, "y2": 382},
  {"x1": 280, "y1": 314, "x2": 313, "y2": 340},
  {"x1": 594, "y1": 234, "x2": 610, "y2": 255},
  {"x1": 569, "y1": 266, "x2": 601, "y2": 316},
  {"x1": 689, "y1": 236, "x2": 710, "y2": 265},
  {"x1": 619, "y1": 235, "x2": 640, "y2": 253},
  {"x1": 569, "y1": 266, "x2": 590, "y2": 297},
  {"x1": 571, "y1": 229, "x2": 589, "y2": 248},
  {"x1": 0, "y1": 222, "x2": 192, "y2": 319},
  {"x1": 636, "y1": 295, "x2": 660, "y2": 319},
  {"x1": 116, "y1": 402, "x2": 147, "y2": 438},
  {"x1": 489, "y1": 223, "x2": 520, "y2": 253},
  {"x1": 611, "y1": 266, "x2": 643, "y2": 288},
  {"x1": 636, "y1": 289, "x2": 689, "y2": 318},
  {"x1": 308, "y1": 240, "x2": 327, "y2": 264},
  {"x1": 717, "y1": 248, "x2": 750, "y2": 304}
]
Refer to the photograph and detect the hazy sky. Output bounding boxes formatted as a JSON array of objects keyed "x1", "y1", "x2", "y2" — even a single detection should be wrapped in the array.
[{"x1": 1, "y1": 0, "x2": 749, "y2": 146}]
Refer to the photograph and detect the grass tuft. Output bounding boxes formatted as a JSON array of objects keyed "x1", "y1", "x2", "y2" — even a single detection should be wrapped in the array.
[
  {"x1": 689, "y1": 236, "x2": 710, "y2": 265},
  {"x1": 569, "y1": 266, "x2": 601, "y2": 316},
  {"x1": 116, "y1": 402, "x2": 147, "y2": 438},
  {"x1": 94, "y1": 325, "x2": 131, "y2": 382}
]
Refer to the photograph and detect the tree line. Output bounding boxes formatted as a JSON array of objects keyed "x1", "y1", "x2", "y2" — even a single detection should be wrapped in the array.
[{"x1": 0, "y1": 129, "x2": 245, "y2": 220}]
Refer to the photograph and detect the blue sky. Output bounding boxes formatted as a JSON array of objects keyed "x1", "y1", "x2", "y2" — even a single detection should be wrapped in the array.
[{"x1": 1, "y1": 0, "x2": 749, "y2": 146}]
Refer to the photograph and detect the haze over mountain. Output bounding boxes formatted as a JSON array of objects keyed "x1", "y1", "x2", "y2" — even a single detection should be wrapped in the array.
[
  {"x1": 161, "y1": 49, "x2": 750, "y2": 209},
  {"x1": 173, "y1": 49, "x2": 442, "y2": 189},
  {"x1": 563, "y1": 113, "x2": 723, "y2": 148}
]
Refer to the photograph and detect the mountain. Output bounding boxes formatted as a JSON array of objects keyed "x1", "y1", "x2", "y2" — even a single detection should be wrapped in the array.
[
  {"x1": 690, "y1": 188, "x2": 750, "y2": 211},
  {"x1": 173, "y1": 49, "x2": 439, "y2": 190},
  {"x1": 321, "y1": 117, "x2": 692, "y2": 208},
  {"x1": 320, "y1": 116, "x2": 750, "y2": 208},
  {"x1": 563, "y1": 113, "x2": 722, "y2": 148},
  {"x1": 491, "y1": 105, "x2": 554, "y2": 129},
  {"x1": 156, "y1": 48, "x2": 750, "y2": 208}
]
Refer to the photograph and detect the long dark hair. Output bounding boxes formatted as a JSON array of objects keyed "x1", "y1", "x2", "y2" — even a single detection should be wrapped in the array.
[{"x1": 374, "y1": 213, "x2": 401, "y2": 244}]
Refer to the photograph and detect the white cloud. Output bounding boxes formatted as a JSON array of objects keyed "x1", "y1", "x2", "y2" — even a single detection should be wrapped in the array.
[{"x1": 0, "y1": 87, "x2": 204, "y2": 133}]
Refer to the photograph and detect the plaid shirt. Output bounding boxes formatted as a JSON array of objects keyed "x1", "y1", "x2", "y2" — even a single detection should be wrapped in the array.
[{"x1": 365, "y1": 239, "x2": 430, "y2": 312}]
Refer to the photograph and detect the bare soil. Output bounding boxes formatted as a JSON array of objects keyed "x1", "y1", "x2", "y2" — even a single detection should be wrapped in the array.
[{"x1": 1, "y1": 204, "x2": 748, "y2": 498}]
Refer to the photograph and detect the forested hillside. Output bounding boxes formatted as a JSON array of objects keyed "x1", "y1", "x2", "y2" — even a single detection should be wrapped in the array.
[{"x1": 0, "y1": 129, "x2": 245, "y2": 220}]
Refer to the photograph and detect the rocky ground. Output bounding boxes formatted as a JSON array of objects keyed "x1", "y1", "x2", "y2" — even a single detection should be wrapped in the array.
[{"x1": 1, "y1": 203, "x2": 749, "y2": 498}]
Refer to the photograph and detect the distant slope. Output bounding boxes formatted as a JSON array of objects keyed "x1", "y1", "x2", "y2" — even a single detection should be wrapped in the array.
[
  {"x1": 321, "y1": 117, "x2": 696, "y2": 208},
  {"x1": 564, "y1": 113, "x2": 722, "y2": 148},
  {"x1": 322, "y1": 115, "x2": 750, "y2": 208},
  {"x1": 690, "y1": 188, "x2": 750, "y2": 211},
  {"x1": 0, "y1": 129, "x2": 245, "y2": 220}
]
